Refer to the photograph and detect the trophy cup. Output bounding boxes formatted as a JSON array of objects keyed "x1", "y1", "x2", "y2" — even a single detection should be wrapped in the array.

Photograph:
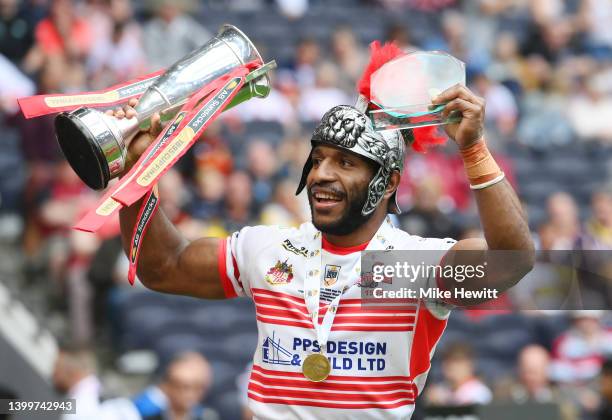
[
  {"x1": 54, "y1": 25, "x2": 273, "y2": 190},
  {"x1": 367, "y1": 51, "x2": 465, "y2": 132}
]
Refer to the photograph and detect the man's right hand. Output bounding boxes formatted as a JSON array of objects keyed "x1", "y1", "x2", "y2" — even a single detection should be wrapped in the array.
[{"x1": 105, "y1": 98, "x2": 163, "y2": 176}]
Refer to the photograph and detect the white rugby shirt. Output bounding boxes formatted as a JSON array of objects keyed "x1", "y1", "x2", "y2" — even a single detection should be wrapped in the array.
[{"x1": 217, "y1": 216, "x2": 456, "y2": 420}]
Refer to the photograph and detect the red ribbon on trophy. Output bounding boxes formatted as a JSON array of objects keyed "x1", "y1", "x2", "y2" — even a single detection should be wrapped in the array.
[
  {"x1": 18, "y1": 70, "x2": 165, "y2": 119},
  {"x1": 17, "y1": 25, "x2": 274, "y2": 285},
  {"x1": 77, "y1": 66, "x2": 250, "y2": 283}
]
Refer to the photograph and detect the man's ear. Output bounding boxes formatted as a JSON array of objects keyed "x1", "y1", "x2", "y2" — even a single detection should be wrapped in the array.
[{"x1": 384, "y1": 171, "x2": 401, "y2": 200}]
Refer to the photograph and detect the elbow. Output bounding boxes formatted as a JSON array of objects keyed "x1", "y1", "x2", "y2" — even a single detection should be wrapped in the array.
[
  {"x1": 507, "y1": 239, "x2": 536, "y2": 288},
  {"x1": 134, "y1": 262, "x2": 174, "y2": 294}
]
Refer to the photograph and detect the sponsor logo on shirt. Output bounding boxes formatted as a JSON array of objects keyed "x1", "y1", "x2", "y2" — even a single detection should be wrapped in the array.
[
  {"x1": 323, "y1": 264, "x2": 341, "y2": 287},
  {"x1": 264, "y1": 259, "x2": 294, "y2": 286},
  {"x1": 262, "y1": 331, "x2": 301, "y2": 366},
  {"x1": 281, "y1": 239, "x2": 309, "y2": 257}
]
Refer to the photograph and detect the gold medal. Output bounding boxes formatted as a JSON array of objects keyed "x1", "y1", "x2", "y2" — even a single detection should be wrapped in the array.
[{"x1": 302, "y1": 353, "x2": 331, "y2": 382}]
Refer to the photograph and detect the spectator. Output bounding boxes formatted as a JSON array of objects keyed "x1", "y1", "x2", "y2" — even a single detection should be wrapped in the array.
[
  {"x1": 188, "y1": 167, "x2": 226, "y2": 222},
  {"x1": 289, "y1": 37, "x2": 321, "y2": 90},
  {"x1": 330, "y1": 26, "x2": 367, "y2": 94},
  {"x1": 582, "y1": 189, "x2": 612, "y2": 249},
  {"x1": 87, "y1": 0, "x2": 147, "y2": 89},
  {"x1": 33, "y1": 0, "x2": 93, "y2": 60},
  {"x1": 131, "y1": 352, "x2": 218, "y2": 420},
  {"x1": 398, "y1": 173, "x2": 462, "y2": 239},
  {"x1": 541, "y1": 192, "x2": 581, "y2": 250},
  {"x1": 0, "y1": 52, "x2": 35, "y2": 114},
  {"x1": 550, "y1": 311, "x2": 612, "y2": 417},
  {"x1": 551, "y1": 311, "x2": 612, "y2": 383},
  {"x1": 495, "y1": 345, "x2": 576, "y2": 419},
  {"x1": 567, "y1": 75, "x2": 612, "y2": 142},
  {"x1": 426, "y1": 342, "x2": 493, "y2": 406},
  {"x1": 385, "y1": 23, "x2": 416, "y2": 51},
  {"x1": 578, "y1": 0, "x2": 612, "y2": 60},
  {"x1": 53, "y1": 344, "x2": 102, "y2": 419},
  {"x1": 0, "y1": 0, "x2": 36, "y2": 65},
  {"x1": 247, "y1": 140, "x2": 280, "y2": 208},
  {"x1": 298, "y1": 62, "x2": 351, "y2": 121},
  {"x1": 142, "y1": 0, "x2": 211, "y2": 71},
  {"x1": 472, "y1": 71, "x2": 519, "y2": 141},
  {"x1": 223, "y1": 171, "x2": 255, "y2": 233},
  {"x1": 260, "y1": 180, "x2": 308, "y2": 226}
]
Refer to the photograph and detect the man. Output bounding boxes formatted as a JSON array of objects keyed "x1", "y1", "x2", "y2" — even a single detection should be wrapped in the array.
[
  {"x1": 52, "y1": 344, "x2": 102, "y2": 419},
  {"x1": 426, "y1": 342, "x2": 492, "y2": 406},
  {"x1": 100, "y1": 351, "x2": 218, "y2": 420},
  {"x1": 111, "y1": 45, "x2": 533, "y2": 419},
  {"x1": 495, "y1": 345, "x2": 576, "y2": 419},
  {"x1": 131, "y1": 352, "x2": 217, "y2": 420}
]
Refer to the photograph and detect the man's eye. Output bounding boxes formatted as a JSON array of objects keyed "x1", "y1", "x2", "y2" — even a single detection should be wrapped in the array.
[
  {"x1": 341, "y1": 159, "x2": 353, "y2": 167},
  {"x1": 312, "y1": 157, "x2": 322, "y2": 166}
]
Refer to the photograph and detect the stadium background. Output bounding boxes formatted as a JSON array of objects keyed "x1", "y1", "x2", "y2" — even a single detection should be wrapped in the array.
[{"x1": 1, "y1": 0, "x2": 612, "y2": 419}]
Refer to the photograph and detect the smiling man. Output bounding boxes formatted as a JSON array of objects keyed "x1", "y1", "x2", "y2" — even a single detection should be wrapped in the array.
[{"x1": 114, "y1": 43, "x2": 534, "y2": 419}]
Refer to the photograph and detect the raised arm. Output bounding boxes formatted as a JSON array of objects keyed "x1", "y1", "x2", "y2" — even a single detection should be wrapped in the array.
[
  {"x1": 432, "y1": 85, "x2": 535, "y2": 305},
  {"x1": 115, "y1": 99, "x2": 226, "y2": 299}
]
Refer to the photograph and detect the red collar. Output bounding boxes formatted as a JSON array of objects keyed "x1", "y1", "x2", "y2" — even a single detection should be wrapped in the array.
[{"x1": 321, "y1": 236, "x2": 370, "y2": 255}]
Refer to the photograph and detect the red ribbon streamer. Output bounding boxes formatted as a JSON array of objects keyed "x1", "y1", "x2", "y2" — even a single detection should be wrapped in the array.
[
  {"x1": 127, "y1": 186, "x2": 160, "y2": 285},
  {"x1": 18, "y1": 69, "x2": 165, "y2": 119},
  {"x1": 110, "y1": 67, "x2": 249, "y2": 207}
]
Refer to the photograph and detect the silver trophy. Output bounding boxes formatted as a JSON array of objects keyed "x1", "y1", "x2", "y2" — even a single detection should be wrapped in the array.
[{"x1": 55, "y1": 25, "x2": 273, "y2": 190}]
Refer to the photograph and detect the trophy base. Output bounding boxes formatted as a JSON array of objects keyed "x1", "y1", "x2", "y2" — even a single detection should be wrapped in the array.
[
  {"x1": 56, "y1": 112, "x2": 111, "y2": 190},
  {"x1": 55, "y1": 108, "x2": 132, "y2": 190},
  {"x1": 369, "y1": 104, "x2": 461, "y2": 131}
]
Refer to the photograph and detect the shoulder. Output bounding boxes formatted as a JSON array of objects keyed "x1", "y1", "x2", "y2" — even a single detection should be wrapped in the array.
[
  {"x1": 236, "y1": 222, "x2": 316, "y2": 240},
  {"x1": 231, "y1": 222, "x2": 317, "y2": 253}
]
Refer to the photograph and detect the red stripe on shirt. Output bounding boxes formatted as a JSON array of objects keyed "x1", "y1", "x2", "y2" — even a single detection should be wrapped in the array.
[
  {"x1": 250, "y1": 371, "x2": 416, "y2": 392},
  {"x1": 256, "y1": 314, "x2": 415, "y2": 331},
  {"x1": 409, "y1": 306, "x2": 447, "y2": 382},
  {"x1": 253, "y1": 289, "x2": 418, "y2": 313},
  {"x1": 217, "y1": 238, "x2": 237, "y2": 298},
  {"x1": 255, "y1": 304, "x2": 415, "y2": 325},
  {"x1": 252, "y1": 364, "x2": 412, "y2": 382},
  {"x1": 248, "y1": 383, "x2": 414, "y2": 402},
  {"x1": 247, "y1": 392, "x2": 414, "y2": 409}
]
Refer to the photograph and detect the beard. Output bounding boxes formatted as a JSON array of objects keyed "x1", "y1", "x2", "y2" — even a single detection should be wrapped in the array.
[{"x1": 308, "y1": 181, "x2": 375, "y2": 236}]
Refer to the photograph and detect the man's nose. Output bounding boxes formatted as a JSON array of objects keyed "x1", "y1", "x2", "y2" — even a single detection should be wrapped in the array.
[{"x1": 311, "y1": 159, "x2": 336, "y2": 182}]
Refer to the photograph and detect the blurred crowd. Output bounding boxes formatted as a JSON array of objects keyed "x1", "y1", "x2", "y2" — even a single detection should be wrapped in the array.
[{"x1": 1, "y1": 0, "x2": 612, "y2": 419}]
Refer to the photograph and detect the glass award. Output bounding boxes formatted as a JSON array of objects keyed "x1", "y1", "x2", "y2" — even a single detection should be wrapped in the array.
[{"x1": 368, "y1": 51, "x2": 465, "y2": 131}]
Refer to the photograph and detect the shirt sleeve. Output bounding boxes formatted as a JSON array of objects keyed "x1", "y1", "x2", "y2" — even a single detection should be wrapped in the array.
[{"x1": 217, "y1": 226, "x2": 266, "y2": 299}]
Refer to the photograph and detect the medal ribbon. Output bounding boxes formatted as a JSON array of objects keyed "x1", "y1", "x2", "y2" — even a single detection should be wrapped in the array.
[
  {"x1": 304, "y1": 240, "x2": 347, "y2": 352},
  {"x1": 18, "y1": 69, "x2": 165, "y2": 119},
  {"x1": 303, "y1": 226, "x2": 391, "y2": 354}
]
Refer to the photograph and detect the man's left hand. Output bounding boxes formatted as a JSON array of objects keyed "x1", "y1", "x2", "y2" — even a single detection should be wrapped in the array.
[{"x1": 432, "y1": 84, "x2": 485, "y2": 149}]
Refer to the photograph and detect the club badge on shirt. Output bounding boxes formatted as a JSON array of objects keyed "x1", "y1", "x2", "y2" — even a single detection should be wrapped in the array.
[
  {"x1": 265, "y1": 259, "x2": 294, "y2": 286},
  {"x1": 323, "y1": 264, "x2": 341, "y2": 287}
]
